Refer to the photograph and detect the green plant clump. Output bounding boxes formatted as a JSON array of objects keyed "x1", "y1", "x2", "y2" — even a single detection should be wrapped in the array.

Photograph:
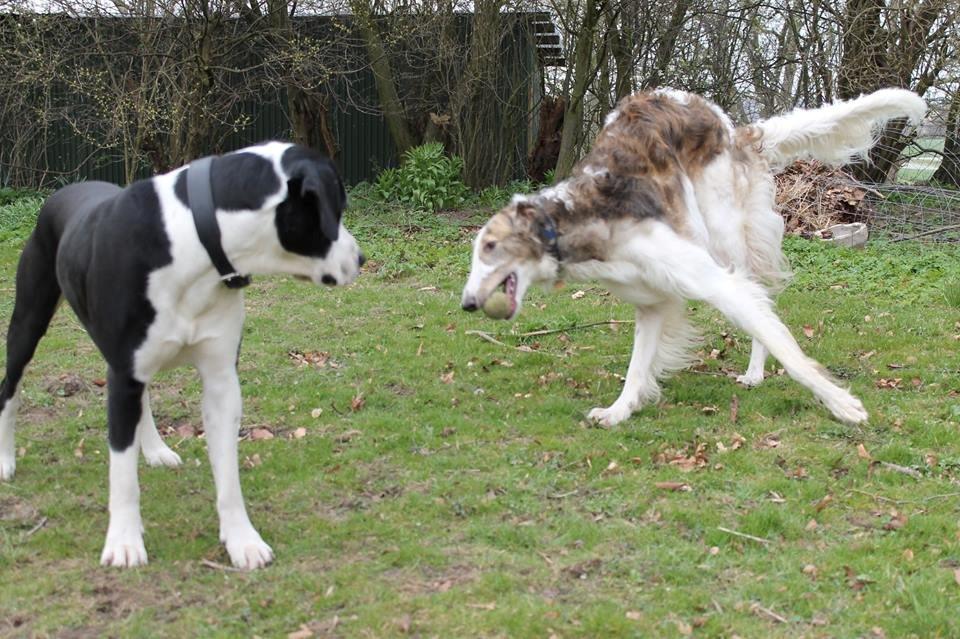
[{"x1": 373, "y1": 142, "x2": 469, "y2": 211}]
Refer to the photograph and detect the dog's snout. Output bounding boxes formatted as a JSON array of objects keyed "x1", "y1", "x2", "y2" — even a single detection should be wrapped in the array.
[
  {"x1": 462, "y1": 295, "x2": 479, "y2": 312},
  {"x1": 321, "y1": 274, "x2": 337, "y2": 286},
  {"x1": 358, "y1": 253, "x2": 366, "y2": 267}
]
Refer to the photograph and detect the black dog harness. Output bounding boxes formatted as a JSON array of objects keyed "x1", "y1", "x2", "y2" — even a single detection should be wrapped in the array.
[{"x1": 187, "y1": 156, "x2": 251, "y2": 289}]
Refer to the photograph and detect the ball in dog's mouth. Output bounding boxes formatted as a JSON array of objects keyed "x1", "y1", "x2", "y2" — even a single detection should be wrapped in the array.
[{"x1": 482, "y1": 273, "x2": 517, "y2": 319}]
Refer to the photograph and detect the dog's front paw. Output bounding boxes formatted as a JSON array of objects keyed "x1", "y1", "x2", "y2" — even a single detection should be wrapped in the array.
[
  {"x1": 736, "y1": 372, "x2": 764, "y2": 388},
  {"x1": 823, "y1": 392, "x2": 868, "y2": 425},
  {"x1": 224, "y1": 528, "x2": 274, "y2": 570},
  {"x1": 588, "y1": 402, "x2": 633, "y2": 427},
  {"x1": 142, "y1": 444, "x2": 182, "y2": 468},
  {"x1": 101, "y1": 531, "x2": 148, "y2": 568},
  {"x1": 0, "y1": 455, "x2": 14, "y2": 481}
]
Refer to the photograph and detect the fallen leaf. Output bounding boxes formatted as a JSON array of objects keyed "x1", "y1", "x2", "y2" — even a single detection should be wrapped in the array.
[
  {"x1": 814, "y1": 494, "x2": 833, "y2": 512},
  {"x1": 92, "y1": 378, "x2": 107, "y2": 387},
  {"x1": 674, "y1": 618, "x2": 693, "y2": 635},
  {"x1": 875, "y1": 378, "x2": 902, "y2": 390},
  {"x1": 954, "y1": 568, "x2": 960, "y2": 587},
  {"x1": 466, "y1": 602, "x2": 496, "y2": 610},
  {"x1": 625, "y1": 610, "x2": 642, "y2": 621},
  {"x1": 250, "y1": 428, "x2": 274, "y2": 441},
  {"x1": 288, "y1": 625, "x2": 314, "y2": 639},
  {"x1": 883, "y1": 511, "x2": 908, "y2": 531},
  {"x1": 310, "y1": 407, "x2": 323, "y2": 419},
  {"x1": 292, "y1": 427, "x2": 307, "y2": 440},
  {"x1": 857, "y1": 443, "x2": 871, "y2": 460},
  {"x1": 902, "y1": 549, "x2": 914, "y2": 561},
  {"x1": 806, "y1": 519, "x2": 818, "y2": 531},
  {"x1": 350, "y1": 394, "x2": 365, "y2": 412},
  {"x1": 176, "y1": 423, "x2": 197, "y2": 438},
  {"x1": 757, "y1": 433, "x2": 781, "y2": 449},
  {"x1": 395, "y1": 614, "x2": 412, "y2": 633},
  {"x1": 655, "y1": 481, "x2": 691, "y2": 492},
  {"x1": 571, "y1": 290, "x2": 586, "y2": 299},
  {"x1": 802, "y1": 324, "x2": 814, "y2": 338},
  {"x1": 563, "y1": 558, "x2": 603, "y2": 580},
  {"x1": 243, "y1": 453, "x2": 262, "y2": 468},
  {"x1": 729, "y1": 395, "x2": 739, "y2": 423},
  {"x1": 802, "y1": 564, "x2": 818, "y2": 578},
  {"x1": 440, "y1": 371, "x2": 455, "y2": 384}
]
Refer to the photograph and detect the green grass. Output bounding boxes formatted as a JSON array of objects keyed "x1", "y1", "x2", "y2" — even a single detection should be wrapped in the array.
[{"x1": 2, "y1": 190, "x2": 960, "y2": 637}]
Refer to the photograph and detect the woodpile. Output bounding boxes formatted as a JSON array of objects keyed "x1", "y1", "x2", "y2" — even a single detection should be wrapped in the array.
[{"x1": 775, "y1": 160, "x2": 875, "y2": 235}]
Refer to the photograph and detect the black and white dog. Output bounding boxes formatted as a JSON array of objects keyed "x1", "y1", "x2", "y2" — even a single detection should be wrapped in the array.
[{"x1": 0, "y1": 141, "x2": 363, "y2": 569}]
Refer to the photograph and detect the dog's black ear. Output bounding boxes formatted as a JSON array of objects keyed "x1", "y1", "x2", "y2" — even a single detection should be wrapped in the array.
[{"x1": 291, "y1": 159, "x2": 344, "y2": 242}]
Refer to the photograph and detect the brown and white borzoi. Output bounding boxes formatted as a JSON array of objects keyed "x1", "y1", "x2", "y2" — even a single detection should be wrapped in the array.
[{"x1": 461, "y1": 88, "x2": 925, "y2": 426}]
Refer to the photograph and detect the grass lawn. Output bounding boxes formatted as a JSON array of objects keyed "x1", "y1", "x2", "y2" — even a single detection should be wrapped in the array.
[{"x1": 1, "y1": 189, "x2": 960, "y2": 638}]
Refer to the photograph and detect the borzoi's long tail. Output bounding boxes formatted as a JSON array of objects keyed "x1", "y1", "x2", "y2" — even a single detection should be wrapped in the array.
[{"x1": 753, "y1": 88, "x2": 927, "y2": 170}]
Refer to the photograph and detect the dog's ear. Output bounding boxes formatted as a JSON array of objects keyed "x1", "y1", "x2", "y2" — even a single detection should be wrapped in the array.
[
  {"x1": 290, "y1": 159, "x2": 344, "y2": 242},
  {"x1": 512, "y1": 201, "x2": 541, "y2": 228}
]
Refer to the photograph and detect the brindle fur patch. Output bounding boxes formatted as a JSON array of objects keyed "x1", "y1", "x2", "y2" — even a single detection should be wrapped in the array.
[{"x1": 484, "y1": 91, "x2": 745, "y2": 265}]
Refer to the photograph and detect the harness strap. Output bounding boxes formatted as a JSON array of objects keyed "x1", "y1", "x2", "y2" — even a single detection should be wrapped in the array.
[{"x1": 187, "y1": 156, "x2": 251, "y2": 289}]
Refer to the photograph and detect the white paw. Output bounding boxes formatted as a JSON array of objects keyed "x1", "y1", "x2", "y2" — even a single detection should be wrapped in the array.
[
  {"x1": 588, "y1": 402, "x2": 634, "y2": 427},
  {"x1": 823, "y1": 392, "x2": 868, "y2": 425},
  {"x1": 223, "y1": 529, "x2": 274, "y2": 570},
  {"x1": 736, "y1": 372, "x2": 764, "y2": 388},
  {"x1": 0, "y1": 455, "x2": 14, "y2": 481},
  {"x1": 143, "y1": 445, "x2": 182, "y2": 468},
  {"x1": 100, "y1": 531, "x2": 148, "y2": 568}
]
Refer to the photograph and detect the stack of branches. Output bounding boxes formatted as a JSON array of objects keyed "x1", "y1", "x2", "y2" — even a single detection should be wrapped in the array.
[{"x1": 774, "y1": 160, "x2": 876, "y2": 235}]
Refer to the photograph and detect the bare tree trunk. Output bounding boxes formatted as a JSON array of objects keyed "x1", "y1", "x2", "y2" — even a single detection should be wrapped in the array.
[
  {"x1": 933, "y1": 89, "x2": 960, "y2": 186},
  {"x1": 555, "y1": 0, "x2": 603, "y2": 179},
  {"x1": 350, "y1": 0, "x2": 416, "y2": 155}
]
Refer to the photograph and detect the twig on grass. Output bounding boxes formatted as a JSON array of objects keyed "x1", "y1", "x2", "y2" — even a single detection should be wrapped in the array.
[
  {"x1": 200, "y1": 558, "x2": 244, "y2": 572},
  {"x1": 517, "y1": 319, "x2": 634, "y2": 338},
  {"x1": 848, "y1": 488, "x2": 903, "y2": 504},
  {"x1": 892, "y1": 224, "x2": 960, "y2": 242},
  {"x1": 464, "y1": 330, "x2": 562, "y2": 357},
  {"x1": 464, "y1": 330, "x2": 509, "y2": 347},
  {"x1": 873, "y1": 461, "x2": 923, "y2": 479},
  {"x1": 717, "y1": 526, "x2": 771, "y2": 545},
  {"x1": 750, "y1": 602, "x2": 788, "y2": 624},
  {"x1": 23, "y1": 516, "x2": 47, "y2": 538}
]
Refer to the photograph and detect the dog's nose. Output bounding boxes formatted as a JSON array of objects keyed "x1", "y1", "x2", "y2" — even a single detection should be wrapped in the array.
[
  {"x1": 462, "y1": 295, "x2": 478, "y2": 312},
  {"x1": 321, "y1": 274, "x2": 337, "y2": 286},
  {"x1": 358, "y1": 253, "x2": 366, "y2": 267}
]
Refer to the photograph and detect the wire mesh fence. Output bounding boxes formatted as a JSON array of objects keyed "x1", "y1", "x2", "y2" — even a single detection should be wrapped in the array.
[{"x1": 775, "y1": 108, "x2": 960, "y2": 244}]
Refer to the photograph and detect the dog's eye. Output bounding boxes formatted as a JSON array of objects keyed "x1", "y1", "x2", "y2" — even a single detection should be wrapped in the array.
[{"x1": 483, "y1": 241, "x2": 497, "y2": 252}]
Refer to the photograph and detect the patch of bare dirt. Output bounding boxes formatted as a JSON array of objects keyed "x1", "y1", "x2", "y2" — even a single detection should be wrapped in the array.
[{"x1": 385, "y1": 563, "x2": 479, "y2": 596}]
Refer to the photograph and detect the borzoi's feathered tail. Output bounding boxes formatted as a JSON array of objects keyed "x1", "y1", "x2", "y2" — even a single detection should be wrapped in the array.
[{"x1": 754, "y1": 88, "x2": 927, "y2": 170}]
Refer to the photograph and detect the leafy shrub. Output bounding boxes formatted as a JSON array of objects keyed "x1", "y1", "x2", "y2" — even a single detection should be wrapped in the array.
[{"x1": 373, "y1": 143, "x2": 469, "y2": 211}]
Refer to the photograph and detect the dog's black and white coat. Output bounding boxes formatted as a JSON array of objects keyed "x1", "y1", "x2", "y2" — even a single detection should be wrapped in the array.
[{"x1": 0, "y1": 141, "x2": 363, "y2": 569}]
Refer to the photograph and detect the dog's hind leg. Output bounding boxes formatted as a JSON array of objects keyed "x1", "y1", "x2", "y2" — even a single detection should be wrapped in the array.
[
  {"x1": 101, "y1": 369, "x2": 149, "y2": 567},
  {"x1": 633, "y1": 229, "x2": 867, "y2": 424},
  {"x1": 0, "y1": 235, "x2": 64, "y2": 480},
  {"x1": 195, "y1": 340, "x2": 273, "y2": 570},
  {"x1": 139, "y1": 390, "x2": 182, "y2": 468},
  {"x1": 737, "y1": 340, "x2": 767, "y2": 387},
  {"x1": 588, "y1": 304, "x2": 670, "y2": 427}
]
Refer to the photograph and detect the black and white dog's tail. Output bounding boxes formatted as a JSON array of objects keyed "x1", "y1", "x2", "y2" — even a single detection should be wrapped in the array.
[{"x1": 753, "y1": 88, "x2": 927, "y2": 170}]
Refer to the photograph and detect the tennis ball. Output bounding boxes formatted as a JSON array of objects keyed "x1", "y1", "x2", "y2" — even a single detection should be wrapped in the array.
[{"x1": 482, "y1": 291, "x2": 512, "y2": 319}]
